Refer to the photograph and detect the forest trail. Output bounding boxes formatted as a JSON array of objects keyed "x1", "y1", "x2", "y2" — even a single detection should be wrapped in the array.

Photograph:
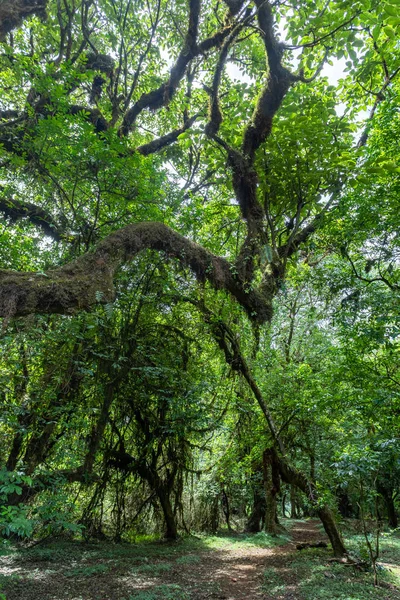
[
  {"x1": 184, "y1": 519, "x2": 326, "y2": 599},
  {"x1": 1, "y1": 519, "x2": 399, "y2": 600}
]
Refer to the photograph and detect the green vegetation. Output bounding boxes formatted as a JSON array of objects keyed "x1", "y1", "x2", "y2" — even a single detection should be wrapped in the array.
[
  {"x1": 264, "y1": 538, "x2": 400, "y2": 600},
  {"x1": 0, "y1": 0, "x2": 399, "y2": 598},
  {"x1": 128, "y1": 585, "x2": 189, "y2": 600}
]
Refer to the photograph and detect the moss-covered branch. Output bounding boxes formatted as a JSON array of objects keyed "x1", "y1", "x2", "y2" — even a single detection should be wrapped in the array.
[
  {"x1": 205, "y1": 12, "x2": 252, "y2": 137},
  {"x1": 0, "y1": 0, "x2": 47, "y2": 39},
  {"x1": 0, "y1": 194, "x2": 63, "y2": 241},
  {"x1": 242, "y1": 0, "x2": 296, "y2": 161},
  {"x1": 0, "y1": 221, "x2": 272, "y2": 323},
  {"x1": 119, "y1": 0, "x2": 237, "y2": 135}
]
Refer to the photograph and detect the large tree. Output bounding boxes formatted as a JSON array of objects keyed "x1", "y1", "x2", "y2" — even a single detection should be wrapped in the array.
[
  {"x1": 1, "y1": 0, "x2": 399, "y2": 553},
  {"x1": 1, "y1": 0, "x2": 398, "y2": 322}
]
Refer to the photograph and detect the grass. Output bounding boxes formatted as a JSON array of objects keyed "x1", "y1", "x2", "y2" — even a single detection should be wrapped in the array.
[
  {"x1": 132, "y1": 561, "x2": 173, "y2": 575},
  {"x1": 197, "y1": 530, "x2": 289, "y2": 550},
  {"x1": 175, "y1": 554, "x2": 200, "y2": 565},
  {"x1": 0, "y1": 530, "x2": 286, "y2": 599},
  {"x1": 2, "y1": 521, "x2": 397, "y2": 600},
  {"x1": 3, "y1": 526, "x2": 288, "y2": 564},
  {"x1": 128, "y1": 584, "x2": 189, "y2": 600},
  {"x1": 0, "y1": 573, "x2": 21, "y2": 586},
  {"x1": 263, "y1": 532, "x2": 400, "y2": 600}
]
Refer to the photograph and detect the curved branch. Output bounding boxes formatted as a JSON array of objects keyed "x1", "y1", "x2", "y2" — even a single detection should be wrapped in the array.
[
  {"x1": 205, "y1": 11, "x2": 253, "y2": 137},
  {"x1": 137, "y1": 112, "x2": 201, "y2": 155},
  {"x1": 242, "y1": 0, "x2": 295, "y2": 161},
  {"x1": 0, "y1": 221, "x2": 272, "y2": 323}
]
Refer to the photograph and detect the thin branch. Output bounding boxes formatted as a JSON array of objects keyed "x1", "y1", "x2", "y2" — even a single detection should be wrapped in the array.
[
  {"x1": 136, "y1": 112, "x2": 201, "y2": 155},
  {"x1": 119, "y1": 0, "x2": 235, "y2": 135}
]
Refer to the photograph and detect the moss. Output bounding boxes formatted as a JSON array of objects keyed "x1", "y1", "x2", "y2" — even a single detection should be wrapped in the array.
[
  {"x1": 0, "y1": 0, "x2": 47, "y2": 39},
  {"x1": 0, "y1": 222, "x2": 273, "y2": 324}
]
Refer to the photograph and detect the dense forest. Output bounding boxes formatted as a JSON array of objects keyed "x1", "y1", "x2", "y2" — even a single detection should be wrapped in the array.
[{"x1": 0, "y1": 1, "x2": 399, "y2": 598}]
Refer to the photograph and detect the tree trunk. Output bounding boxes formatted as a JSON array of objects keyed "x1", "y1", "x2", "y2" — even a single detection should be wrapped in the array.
[
  {"x1": 317, "y1": 505, "x2": 347, "y2": 557},
  {"x1": 221, "y1": 488, "x2": 233, "y2": 532},
  {"x1": 385, "y1": 495, "x2": 398, "y2": 529},
  {"x1": 157, "y1": 485, "x2": 178, "y2": 540},
  {"x1": 208, "y1": 496, "x2": 220, "y2": 534},
  {"x1": 377, "y1": 482, "x2": 398, "y2": 529},
  {"x1": 337, "y1": 489, "x2": 353, "y2": 518},
  {"x1": 281, "y1": 490, "x2": 287, "y2": 518},
  {"x1": 272, "y1": 448, "x2": 347, "y2": 556},
  {"x1": 263, "y1": 449, "x2": 280, "y2": 535},
  {"x1": 290, "y1": 485, "x2": 298, "y2": 518},
  {"x1": 246, "y1": 488, "x2": 266, "y2": 533}
]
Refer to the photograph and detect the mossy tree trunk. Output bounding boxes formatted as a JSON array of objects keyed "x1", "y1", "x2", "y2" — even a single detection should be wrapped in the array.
[
  {"x1": 157, "y1": 484, "x2": 178, "y2": 540},
  {"x1": 246, "y1": 488, "x2": 266, "y2": 533},
  {"x1": 263, "y1": 449, "x2": 280, "y2": 535}
]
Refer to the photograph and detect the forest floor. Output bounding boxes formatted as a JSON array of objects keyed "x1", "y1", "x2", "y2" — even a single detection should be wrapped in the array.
[{"x1": 0, "y1": 519, "x2": 399, "y2": 600}]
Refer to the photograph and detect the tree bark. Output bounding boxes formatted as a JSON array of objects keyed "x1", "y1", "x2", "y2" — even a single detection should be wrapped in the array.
[
  {"x1": 157, "y1": 485, "x2": 178, "y2": 540},
  {"x1": 377, "y1": 482, "x2": 398, "y2": 529},
  {"x1": 246, "y1": 487, "x2": 266, "y2": 533},
  {"x1": 316, "y1": 505, "x2": 347, "y2": 557},
  {"x1": 0, "y1": 222, "x2": 271, "y2": 324},
  {"x1": 263, "y1": 449, "x2": 279, "y2": 535}
]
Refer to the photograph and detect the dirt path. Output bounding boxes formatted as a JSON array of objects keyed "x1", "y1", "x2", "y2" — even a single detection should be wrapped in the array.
[
  {"x1": 2, "y1": 520, "x2": 398, "y2": 600},
  {"x1": 184, "y1": 520, "x2": 326, "y2": 599}
]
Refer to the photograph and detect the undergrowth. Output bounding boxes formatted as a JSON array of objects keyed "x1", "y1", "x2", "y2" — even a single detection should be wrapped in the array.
[{"x1": 263, "y1": 532, "x2": 400, "y2": 600}]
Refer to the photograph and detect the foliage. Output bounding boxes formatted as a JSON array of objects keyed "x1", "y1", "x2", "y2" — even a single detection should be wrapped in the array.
[{"x1": 0, "y1": 1, "x2": 399, "y2": 595}]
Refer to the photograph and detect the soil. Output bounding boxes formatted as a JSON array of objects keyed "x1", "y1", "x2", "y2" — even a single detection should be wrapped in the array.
[
  {"x1": 188, "y1": 520, "x2": 327, "y2": 600},
  {"x1": 0, "y1": 520, "x2": 398, "y2": 600}
]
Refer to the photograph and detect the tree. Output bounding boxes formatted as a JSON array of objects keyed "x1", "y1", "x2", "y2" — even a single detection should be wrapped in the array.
[{"x1": 1, "y1": 0, "x2": 400, "y2": 553}]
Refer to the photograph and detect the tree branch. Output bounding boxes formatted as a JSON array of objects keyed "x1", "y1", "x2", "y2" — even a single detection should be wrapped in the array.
[
  {"x1": 0, "y1": 0, "x2": 47, "y2": 40},
  {"x1": 242, "y1": 0, "x2": 296, "y2": 161},
  {"x1": 119, "y1": 1, "x2": 235, "y2": 135},
  {"x1": 0, "y1": 221, "x2": 272, "y2": 323},
  {"x1": 0, "y1": 194, "x2": 63, "y2": 241},
  {"x1": 137, "y1": 113, "x2": 201, "y2": 155},
  {"x1": 205, "y1": 10, "x2": 253, "y2": 137}
]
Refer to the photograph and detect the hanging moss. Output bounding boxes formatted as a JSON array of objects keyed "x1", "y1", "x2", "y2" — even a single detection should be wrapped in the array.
[
  {"x1": 0, "y1": 0, "x2": 47, "y2": 40},
  {"x1": 0, "y1": 222, "x2": 273, "y2": 324}
]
